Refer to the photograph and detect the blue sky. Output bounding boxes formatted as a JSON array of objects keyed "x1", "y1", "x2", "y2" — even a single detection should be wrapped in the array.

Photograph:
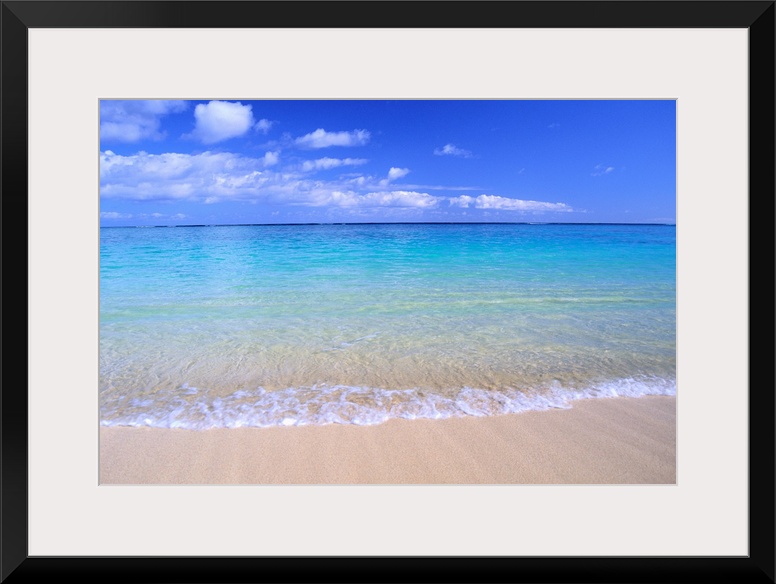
[{"x1": 99, "y1": 100, "x2": 675, "y2": 226}]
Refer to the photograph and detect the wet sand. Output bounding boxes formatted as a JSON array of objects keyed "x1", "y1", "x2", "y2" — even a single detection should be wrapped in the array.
[{"x1": 100, "y1": 395, "x2": 675, "y2": 485}]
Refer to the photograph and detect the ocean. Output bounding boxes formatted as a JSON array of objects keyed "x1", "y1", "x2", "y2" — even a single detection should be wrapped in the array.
[{"x1": 99, "y1": 223, "x2": 676, "y2": 429}]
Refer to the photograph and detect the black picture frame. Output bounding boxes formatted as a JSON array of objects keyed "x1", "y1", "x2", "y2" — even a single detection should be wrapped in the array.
[{"x1": 2, "y1": 1, "x2": 773, "y2": 582}]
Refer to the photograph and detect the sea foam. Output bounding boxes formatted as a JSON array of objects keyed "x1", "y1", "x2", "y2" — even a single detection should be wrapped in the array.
[{"x1": 100, "y1": 376, "x2": 675, "y2": 430}]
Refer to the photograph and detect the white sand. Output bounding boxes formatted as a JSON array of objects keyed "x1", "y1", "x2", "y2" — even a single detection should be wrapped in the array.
[{"x1": 100, "y1": 395, "x2": 675, "y2": 485}]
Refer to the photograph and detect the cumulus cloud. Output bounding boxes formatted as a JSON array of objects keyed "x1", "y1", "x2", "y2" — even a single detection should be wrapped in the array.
[
  {"x1": 449, "y1": 194, "x2": 572, "y2": 213},
  {"x1": 294, "y1": 128, "x2": 370, "y2": 149},
  {"x1": 387, "y1": 167, "x2": 409, "y2": 181},
  {"x1": 187, "y1": 101, "x2": 257, "y2": 144},
  {"x1": 101, "y1": 150, "x2": 400, "y2": 207},
  {"x1": 100, "y1": 100, "x2": 187, "y2": 143},
  {"x1": 100, "y1": 150, "x2": 277, "y2": 202},
  {"x1": 301, "y1": 157, "x2": 368, "y2": 172},
  {"x1": 592, "y1": 164, "x2": 615, "y2": 176},
  {"x1": 378, "y1": 167, "x2": 410, "y2": 186},
  {"x1": 100, "y1": 148, "x2": 569, "y2": 217},
  {"x1": 263, "y1": 151, "x2": 280, "y2": 167},
  {"x1": 100, "y1": 211, "x2": 133, "y2": 219},
  {"x1": 255, "y1": 119, "x2": 273, "y2": 134},
  {"x1": 144, "y1": 212, "x2": 187, "y2": 220},
  {"x1": 433, "y1": 143, "x2": 473, "y2": 158},
  {"x1": 311, "y1": 190, "x2": 439, "y2": 209},
  {"x1": 448, "y1": 195, "x2": 473, "y2": 208}
]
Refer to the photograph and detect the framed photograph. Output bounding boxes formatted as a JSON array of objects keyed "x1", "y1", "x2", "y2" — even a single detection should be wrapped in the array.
[
  {"x1": 4, "y1": 1, "x2": 773, "y2": 582},
  {"x1": 97, "y1": 97, "x2": 680, "y2": 488}
]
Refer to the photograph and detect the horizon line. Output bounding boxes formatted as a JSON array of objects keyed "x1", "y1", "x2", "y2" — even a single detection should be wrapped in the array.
[{"x1": 100, "y1": 221, "x2": 676, "y2": 229}]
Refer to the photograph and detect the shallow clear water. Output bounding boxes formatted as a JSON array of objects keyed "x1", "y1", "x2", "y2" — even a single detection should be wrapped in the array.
[{"x1": 99, "y1": 223, "x2": 676, "y2": 428}]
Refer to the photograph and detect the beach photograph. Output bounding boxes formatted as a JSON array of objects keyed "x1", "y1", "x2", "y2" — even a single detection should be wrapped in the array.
[{"x1": 99, "y1": 99, "x2": 676, "y2": 485}]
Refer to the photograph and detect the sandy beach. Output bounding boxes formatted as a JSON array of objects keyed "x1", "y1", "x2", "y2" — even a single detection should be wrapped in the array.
[{"x1": 99, "y1": 395, "x2": 675, "y2": 485}]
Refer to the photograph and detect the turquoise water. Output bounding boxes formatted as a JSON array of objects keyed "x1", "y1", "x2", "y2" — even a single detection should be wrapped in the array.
[{"x1": 99, "y1": 223, "x2": 676, "y2": 428}]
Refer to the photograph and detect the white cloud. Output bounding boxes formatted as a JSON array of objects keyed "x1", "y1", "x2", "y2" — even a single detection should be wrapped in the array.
[
  {"x1": 450, "y1": 194, "x2": 572, "y2": 213},
  {"x1": 141, "y1": 212, "x2": 187, "y2": 220},
  {"x1": 100, "y1": 150, "x2": 276, "y2": 202},
  {"x1": 592, "y1": 164, "x2": 615, "y2": 176},
  {"x1": 100, "y1": 211, "x2": 133, "y2": 219},
  {"x1": 448, "y1": 195, "x2": 473, "y2": 208},
  {"x1": 345, "y1": 175, "x2": 369, "y2": 187},
  {"x1": 263, "y1": 151, "x2": 280, "y2": 167},
  {"x1": 311, "y1": 190, "x2": 439, "y2": 209},
  {"x1": 387, "y1": 167, "x2": 409, "y2": 181},
  {"x1": 102, "y1": 149, "x2": 567, "y2": 216},
  {"x1": 294, "y1": 128, "x2": 370, "y2": 149},
  {"x1": 255, "y1": 119, "x2": 273, "y2": 134},
  {"x1": 187, "y1": 101, "x2": 257, "y2": 144},
  {"x1": 301, "y1": 157, "x2": 368, "y2": 172},
  {"x1": 378, "y1": 167, "x2": 410, "y2": 186},
  {"x1": 101, "y1": 150, "x2": 379, "y2": 206},
  {"x1": 100, "y1": 100, "x2": 187, "y2": 143},
  {"x1": 434, "y1": 143, "x2": 473, "y2": 158},
  {"x1": 100, "y1": 149, "x2": 197, "y2": 181}
]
